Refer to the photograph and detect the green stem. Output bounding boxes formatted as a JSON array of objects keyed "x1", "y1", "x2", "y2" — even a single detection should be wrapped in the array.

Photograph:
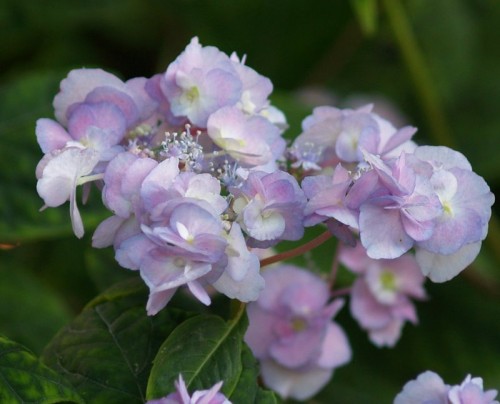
[
  {"x1": 259, "y1": 230, "x2": 333, "y2": 268},
  {"x1": 382, "y1": 0, "x2": 500, "y2": 266},
  {"x1": 381, "y1": 0, "x2": 454, "y2": 147}
]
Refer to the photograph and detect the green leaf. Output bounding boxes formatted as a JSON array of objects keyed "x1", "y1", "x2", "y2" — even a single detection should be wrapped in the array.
[
  {"x1": 0, "y1": 259, "x2": 71, "y2": 355},
  {"x1": 350, "y1": 0, "x2": 378, "y2": 36},
  {"x1": 146, "y1": 307, "x2": 248, "y2": 400},
  {"x1": 0, "y1": 335, "x2": 83, "y2": 403},
  {"x1": 229, "y1": 344, "x2": 280, "y2": 403},
  {"x1": 255, "y1": 388, "x2": 280, "y2": 404},
  {"x1": 228, "y1": 344, "x2": 258, "y2": 403},
  {"x1": 42, "y1": 278, "x2": 193, "y2": 403}
]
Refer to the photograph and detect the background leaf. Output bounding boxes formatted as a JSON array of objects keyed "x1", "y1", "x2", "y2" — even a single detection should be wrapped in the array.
[
  {"x1": 350, "y1": 0, "x2": 378, "y2": 36},
  {"x1": 0, "y1": 254, "x2": 71, "y2": 355},
  {"x1": 42, "y1": 278, "x2": 194, "y2": 403},
  {"x1": 146, "y1": 309, "x2": 248, "y2": 400},
  {"x1": 0, "y1": 335, "x2": 82, "y2": 403}
]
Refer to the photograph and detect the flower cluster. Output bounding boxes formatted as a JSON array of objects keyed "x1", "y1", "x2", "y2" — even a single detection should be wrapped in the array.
[
  {"x1": 35, "y1": 37, "x2": 299, "y2": 314},
  {"x1": 339, "y1": 242, "x2": 426, "y2": 347},
  {"x1": 394, "y1": 370, "x2": 499, "y2": 404},
  {"x1": 294, "y1": 104, "x2": 494, "y2": 283},
  {"x1": 147, "y1": 375, "x2": 230, "y2": 404},
  {"x1": 34, "y1": 37, "x2": 496, "y2": 401},
  {"x1": 245, "y1": 265, "x2": 351, "y2": 400}
]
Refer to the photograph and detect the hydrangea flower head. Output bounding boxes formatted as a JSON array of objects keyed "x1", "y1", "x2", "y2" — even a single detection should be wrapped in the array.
[
  {"x1": 231, "y1": 170, "x2": 306, "y2": 248},
  {"x1": 147, "y1": 374, "x2": 230, "y2": 404},
  {"x1": 161, "y1": 37, "x2": 242, "y2": 127},
  {"x1": 340, "y1": 242, "x2": 426, "y2": 347},
  {"x1": 394, "y1": 371, "x2": 499, "y2": 404},
  {"x1": 245, "y1": 264, "x2": 351, "y2": 400},
  {"x1": 413, "y1": 146, "x2": 495, "y2": 282}
]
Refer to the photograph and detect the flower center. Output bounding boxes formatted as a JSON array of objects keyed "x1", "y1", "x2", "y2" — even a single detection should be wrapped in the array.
[
  {"x1": 291, "y1": 317, "x2": 307, "y2": 332},
  {"x1": 380, "y1": 270, "x2": 397, "y2": 292}
]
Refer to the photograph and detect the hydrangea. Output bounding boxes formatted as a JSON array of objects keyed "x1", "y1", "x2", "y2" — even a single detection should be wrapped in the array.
[
  {"x1": 147, "y1": 374, "x2": 230, "y2": 404},
  {"x1": 394, "y1": 371, "x2": 499, "y2": 404},
  {"x1": 340, "y1": 243, "x2": 426, "y2": 347},
  {"x1": 245, "y1": 265, "x2": 351, "y2": 400},
  {"x1": 296, "y1": 103, "x2": 494, "y2": 282},
  {"x1": 231, "y1": 170, "x2": 306, "y2": 248}
]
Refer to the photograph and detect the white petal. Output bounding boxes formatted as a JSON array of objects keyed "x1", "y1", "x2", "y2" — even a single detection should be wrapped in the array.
[
  {"x1": 415, "y1": 242, "x2": 482, "y2": 282},
  {"x1": 260, "y1": 360, "x2": 333, "y2": 401}
]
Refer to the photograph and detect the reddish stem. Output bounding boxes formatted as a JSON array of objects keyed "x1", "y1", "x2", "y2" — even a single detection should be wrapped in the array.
[
  {"x1": 259, "y1": 230, "x2": 333, "y2": 268},
  {"x1": 330, "y1": 287, "x2": 352, "y2": 299}
]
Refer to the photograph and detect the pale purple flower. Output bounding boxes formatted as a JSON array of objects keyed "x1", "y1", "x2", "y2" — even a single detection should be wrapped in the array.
[
  {"x1": 412, "y1": 146, "x2": 495, "y2": 282},
  {"x1": 101, "y1": 152, "x2": 159, "y2": 219},
  {"x1": 302, "y1": 164, "x2": 358, "y2": 228},
  {"x1": 245, "y1": 265, "x2": 351, "y2": 400},
  {"x1": 230, "y1": 52, "x2": 273, "y2": 115},
  {"x1": 37, "y1": 101, "x2": 127, "y2": 158},
  {"x1": 36, "y1": 147, "x2": 100, "y2": 238},
  {"x1": 114, "y1": 200, "x2": 228, "y2": 314},
  {"x1": 161, "y1": 37, "x2": 242, "y2": 127},
  {"x1": 53, "y1": 68, "x2": 153, "y2": 127},
  {"x1": 448, "y1": 374, "x2": 499, "y2": 404},
  {"x1": 206, "y1": 105, "x2": 285, "y2": 167},
  {"x1": 231, "y1": 170, "x2": 306, "y2": 248},
  {"x1": 394, "y1": 371, "x2": 450, "y2": 404},
  {"x1": 359, "y1": 152, "x2": 442, "y2": 259},
  {"x1": 289, "y1": 104, "x2": 416, "y2": 170},
  {"x1": 394, "y1": 371, "x2": 499, "y2": 404},
  {"x1": 147, "y1": 374, "x2": 230, "y2": 404},
  {"x1": 212, "y1": 223, "x2": 264, "y2": 302},
  {"x1": 340, "y1": 243, "x2": 426, "y2": 347}
]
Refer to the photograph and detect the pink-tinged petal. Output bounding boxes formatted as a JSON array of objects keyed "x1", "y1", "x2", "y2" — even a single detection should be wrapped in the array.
[
  {"x1": 258, "y1": 265, "x2": 328, "y2": 311},
  {"x1": 394, "y1": 371, "x2": 449, "y2": 404},
  {"x1": 213, "y1": 224, "x2": 264, "y2": 302},
  {"x1": 121, "y1": 157, "x2": 158, "y2": 210},
  {"x1": 260, "y1": 360, "x2": 333, "y2": 401},
  {"x1": 269, "y1": 326, "x2": 325, "y2": 368},
  {"x1": 115, "y1": 234, "x2": 154, "y2": 270},
  {"x1": 187, "y1": 280, "x2": 211, "y2": 306},
  {"x1": 67, "y1": 102, "x2": 126, "y2": 146},
  {"x1": 212, "y1": 253, "x2": 263, "y2": 302},
  {"x1": 381, "y1": 125, "x2": 417, "y2": 155},
  {"x1": 126, "y1": 77, "x2": 158, "y2": 120},
  {"x1": 243, "y1": 200, "x2": 285, "y2": 241},
  {"x1": 415, "y1": 242, "x2": 482, "y2": 283},
  {"x1": 37, "y1": 173, "x2": 73, "y2": 207},
  {"x1": 350, "y1": 279, "x2": 392, "y2": 329},
  {"x1": 37, "y1": 147, "x2": 99, "y2": 207},
  {"x1": 345, "y1": 169, "x2": 380, "y2": 210},
  {"x1": 369, "y1": 319, "x2": 404, "y2": 347},
  {"x1": 359, "y1": 201, "x2": 414, "y2": 259},
  {"x1": 339, "y1": 242, "x2": 372, "y2": 274},
  {"x1": 102, "y1": 152, "x2": 141, "y2": 217},
  {"x1": 400, "y1": 212, "x2": 435, "y2": 242},
  {"x1": 92, "y1": 215, "x2": 126, "y2": 248},
  {"x1": 205, "y1": 68, "x2": 242, "y2": 110},
  {"x1": 85, "y1": 86, "x2": 139, "y2": 128},
  {"x1": 146, "y1": 288, "x2": 177, "y2": 316},
  {"x1": 245, "y1": 304, "x2": 279, "y2": 359},
  {"x1": 36, "y1": 118, "x2": 72, "y2": 153},
  {"x1": 316, "y1": 322, "x2": 351, "y2": 368},
  {"x1": 69, "y1": 187, "x2": 84, "y2": 238},
  {"x1": 141, "y1": 157, "x2": 179, "y2": 211},
  {"x1": 54, "y1": 68, "x2": 127, "y2": 125},
  {"x1": 414, "y1": 145, "x2": 472, "y2": 171}
]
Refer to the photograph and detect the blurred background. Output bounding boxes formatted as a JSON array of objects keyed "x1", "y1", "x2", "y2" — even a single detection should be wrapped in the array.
[{"x1": 0, "y1": 0, "x2": 499, "y2": 402}]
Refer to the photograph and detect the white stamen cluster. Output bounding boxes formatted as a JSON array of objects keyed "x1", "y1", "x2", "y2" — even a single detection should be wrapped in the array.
[{"x1": 160, "y1": 124, "x2": 204, "y2": 170}]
